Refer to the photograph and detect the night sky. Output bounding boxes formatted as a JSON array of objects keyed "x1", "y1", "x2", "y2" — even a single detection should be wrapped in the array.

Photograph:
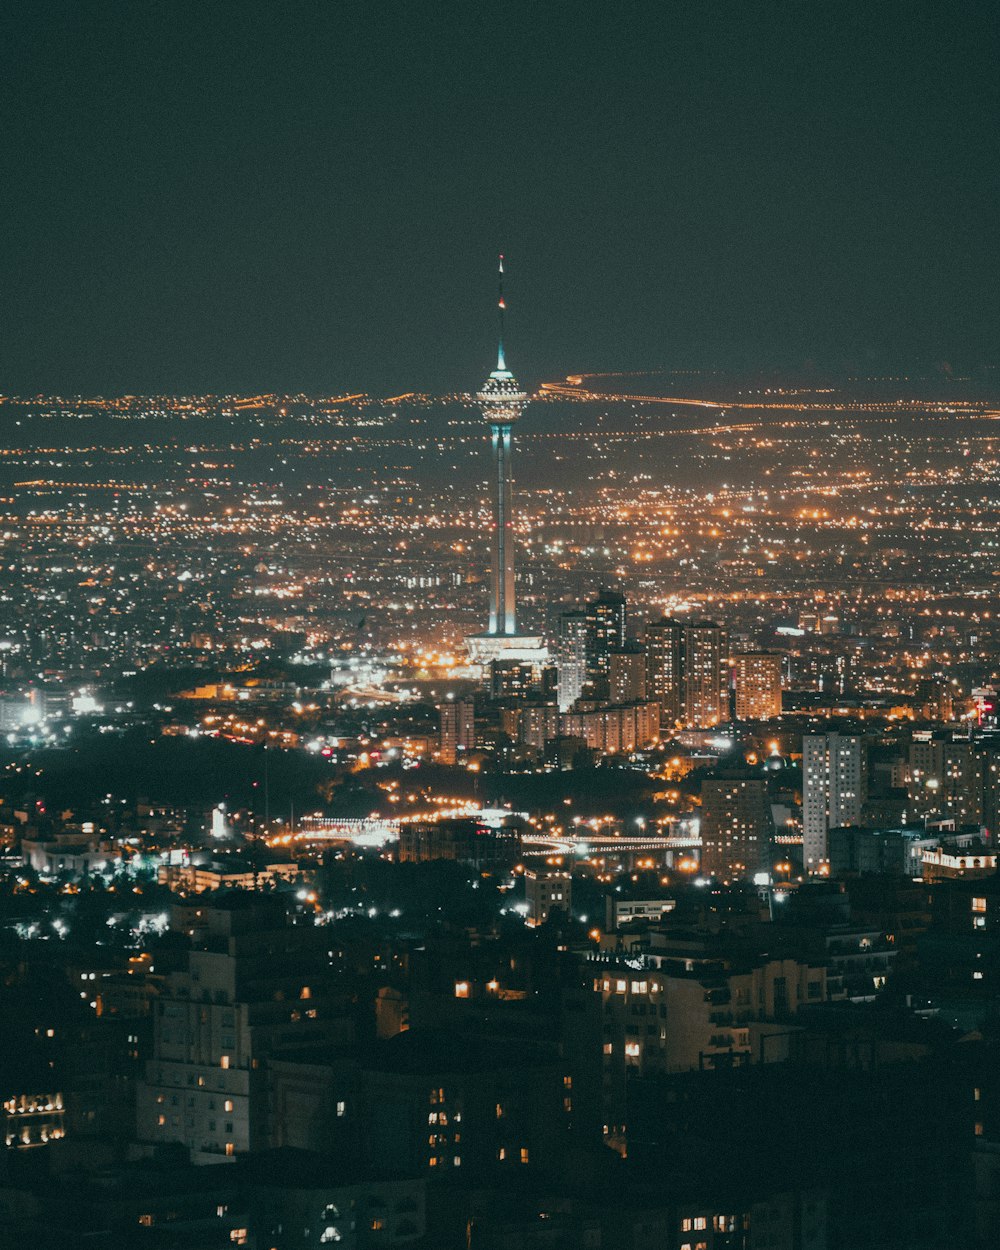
[{"x1": 2, "y1": 2, "x2": 998, "y2": 395}]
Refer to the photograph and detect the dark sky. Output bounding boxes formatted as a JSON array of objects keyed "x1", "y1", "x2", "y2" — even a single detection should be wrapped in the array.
[{"x1": 1, "y1": 1, "x2": 998, "y2": 395}]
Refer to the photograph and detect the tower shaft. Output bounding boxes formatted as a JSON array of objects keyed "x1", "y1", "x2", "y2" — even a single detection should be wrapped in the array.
[{"x1": 489, "y1": 422, "x2": 516, "y2": 634}]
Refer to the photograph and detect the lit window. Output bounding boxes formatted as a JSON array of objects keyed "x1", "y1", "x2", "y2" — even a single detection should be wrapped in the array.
[
  {"x1": 682, "y1": 1219, "x2": 693, "y2": 1232},
  {"x1": 520, "y1": 1147, "x2": 529, "y2": 1164},
  {"x1": 495, "y1": 1103, "x2": 504, "y2": 1119},
  {"x1": 225, "y1": 1142, "x2": 235, "y2": 1156},
  {"x1": 972, "y1": 897, "x2": 987, "y2": 913},
  {"x1": 454, "y1": 982, "x2": 470, "y2": 999},
  {"x1": 975, "y1": 1121, "x2": 985, "y2": 1137},
  {"x1": 220, "y1": 1056, "x2": 230, "y2": 1070},
  {"x1": 224, "y1": 1100, "x2": 234, "y2": 1113},
  {"x1": 694, "y1": 1217, "x2": 707, "y2": 1230},
  {"x1": 336, "y1": 1100, "x2": 346, "y2": 1117},
  {"x1": 230, "y1": 1230, "x2": 248, "y2": 1245}
]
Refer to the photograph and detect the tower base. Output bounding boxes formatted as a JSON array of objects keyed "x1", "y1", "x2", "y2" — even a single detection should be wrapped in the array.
[{"x1": 465, "y1": 633, "x2": 549, "y2": 669}]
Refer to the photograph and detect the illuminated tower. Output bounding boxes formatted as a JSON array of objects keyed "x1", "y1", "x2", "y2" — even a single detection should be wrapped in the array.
[
  {"x1": 479, "y1": 255, "x2": 525, "y2": 634},
  {"x1": 466, "y1": 256, "x2": 547, "y2": 669}
]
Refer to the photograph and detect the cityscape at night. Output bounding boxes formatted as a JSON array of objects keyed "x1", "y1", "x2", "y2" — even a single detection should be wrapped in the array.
[{"x1": 1, "y1": 3, "x2": 999, "y2": 1248}]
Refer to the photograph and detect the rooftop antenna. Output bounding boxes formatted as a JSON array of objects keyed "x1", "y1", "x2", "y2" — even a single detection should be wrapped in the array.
[{"x1": 496, "y1": 253, "x2": 507, "y2": 374}]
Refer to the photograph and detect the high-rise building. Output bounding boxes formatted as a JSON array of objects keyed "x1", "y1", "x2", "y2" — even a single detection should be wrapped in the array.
[
  {"x1": 645, "y1": 618, "x2": 727, "y2": 728},
  {"x1": 556, "y1": 610, "x2": 588, "y2": 711},
  {"x1": 466, "y1": 257, "x2": 547, "y2": 669},
  {"x1": 609, "y1": 643, "x2": 647, "y2": 703},
  {"x1": 585, "y1": 590, "x2": 627, "y2": 687},
  {"x1": 645, "y1": 618, "x2": 684, "y2": 724},
  {"x1": 908, "y1": 735, "x2": 986, "y2": 826},
  {"x1": 439, "y1": 696, "x2": 475, "y2": 764},
  {"x1": 803, "y1": 733, "x2": 865, "y2": 871},
  {"x1": 732, "y1": 652, "x2": 783, "y2": 721},
  {"x1": 683, "y1": 621, "x2": 728, "y2": 728},
  {"x1": 700, "y1": 771, "x2": 771, "y2": 880}
]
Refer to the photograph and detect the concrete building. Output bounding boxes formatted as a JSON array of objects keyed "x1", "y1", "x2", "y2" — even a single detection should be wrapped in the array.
[
  {"x1": 555, "y1": 609, "x2": 588, "y2": 712},
  {"x1": 609, "y1": 643, "x2": 647, "y2": 703},
  {"x1": 559, "y1": 700, "x2": 660, "y2": 754},
  {"x1": 585, "y1": 590, "x2": 627, "y2": 687},
  {"x1": 732, "y1": 651, "x2": 783, "y2": 721},
  {"x1": 136, "y1": 896, "x2": 348, "y2": 1163},
  {"x1": 683, "y1": 621, "x2": 728, "y2": 728},
  {"x1": 803, "y1": 733, "x2": 865, "y2": 872},
  {"x1": 438, "y1": 696, "x2": 475, "y2": 764},
  {"x1": 524, "y1": 867, "x2": 572, "y2": 926},
  {"x1": 908, "y1": 734, "x2": 986, "y2": 827},
  {"x1": 700, "y1": 771, "x2": 772, "y2": 880},
  {"x1": 398, "y1": 818, "x2": 521, "y2": 871},
  {"x1": 592, "y1": 952, "x2": 827, "y2": 1139},
  {"x1": 645, "y1": 618, "x2": 728, "y2": 728}
]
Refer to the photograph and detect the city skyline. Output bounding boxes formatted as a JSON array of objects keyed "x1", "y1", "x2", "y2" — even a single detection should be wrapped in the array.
[{"x1": 1, "y1": 6, "x2": 999, "y2": 1247}]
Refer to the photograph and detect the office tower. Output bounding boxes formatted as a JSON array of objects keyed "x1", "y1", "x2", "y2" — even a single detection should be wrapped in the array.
[
  {"x1": 732, "y1": 652, "x2": 783, "y2": 721},
  {"x1": 700, "y1": 771, "x2": 771, "y2": 880},
  {"x1": 439, "y1": 696, "x2": 475, "y2": 764},
  {"x1": 802, "y1": 733, "x2": 865, "y2": 871},
  {"x1": 466, "y1": 257, "x2": 547, "y2": 668},
  {"x1": 556, "y1": 610, "x2": 588, "y2": 711},
  {"x1": 609, "y1": 643, "x2": 647, "y2": 703},
  {"x1": 585, "y1": 590, "x2": 627, "y2": 686}
]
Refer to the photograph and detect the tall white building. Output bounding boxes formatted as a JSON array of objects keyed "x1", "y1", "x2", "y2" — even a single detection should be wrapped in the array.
[
  {"x1": 556, "y1": 610, "x2": 588, "y2": 711},
  {"x1": 802, "y1": 733, "x2": 865, "y2": 871}
]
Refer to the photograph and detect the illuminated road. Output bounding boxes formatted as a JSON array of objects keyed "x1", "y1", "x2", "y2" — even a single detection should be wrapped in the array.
[
  {"x1": 522, "y1": 833, "x2": 700, "y2": 855},
  {"x1": 538, "y1": 373, "x2": 997, "y2": 417}
]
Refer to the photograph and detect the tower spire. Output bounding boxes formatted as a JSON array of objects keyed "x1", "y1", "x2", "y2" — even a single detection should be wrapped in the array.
[{"x1": 496, "y1": 253, "x2": 507, "y2": 373}]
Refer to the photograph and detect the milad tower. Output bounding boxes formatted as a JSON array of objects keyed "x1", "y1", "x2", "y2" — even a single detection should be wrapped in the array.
[{"x1": 465, "y1": 256, "x2": 547, "y2": 668}]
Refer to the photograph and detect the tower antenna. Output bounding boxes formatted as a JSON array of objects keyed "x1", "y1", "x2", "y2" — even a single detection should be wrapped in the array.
[{"x1": 496, "y1": 253, "x2": 507, "y2": 373}]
